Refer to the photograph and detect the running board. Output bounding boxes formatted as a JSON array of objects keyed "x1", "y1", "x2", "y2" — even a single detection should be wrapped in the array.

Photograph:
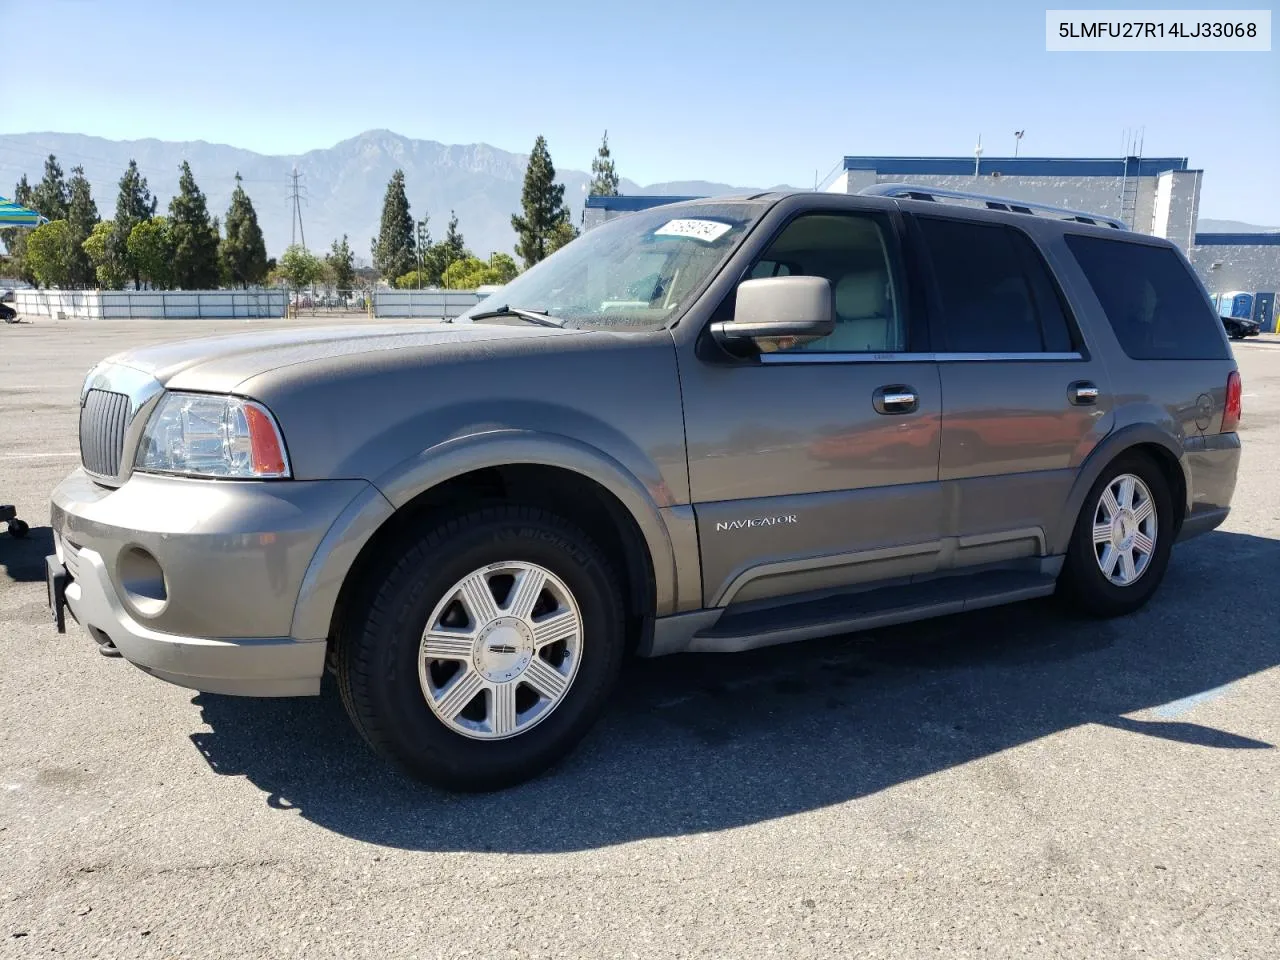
[{"x1": 686, "y1": 570, "x2": 1057, "y2": 654}]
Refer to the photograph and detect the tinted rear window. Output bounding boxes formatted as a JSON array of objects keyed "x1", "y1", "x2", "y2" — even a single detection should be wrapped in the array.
[
  {"x1": 917, "y1": 217, "x2": 1075, "y2": 353},
  {"x1": 1065, "y1": 235, "x2": 1229, "y2": 360}
]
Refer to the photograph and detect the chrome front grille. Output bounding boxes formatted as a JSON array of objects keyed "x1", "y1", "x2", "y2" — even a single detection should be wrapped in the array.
[{"x1": 80, "y1": 389, "x2": 132, "y2": 476}]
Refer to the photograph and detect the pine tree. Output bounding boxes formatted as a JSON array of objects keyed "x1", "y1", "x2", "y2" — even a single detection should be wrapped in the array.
[
  {"x1": 64, "y1": 166, "x2": 100, "y2": 288},
  {"x1": 168, "y1": 161, "x2": 220, "y2": 289},
  {"x1": 326, "y1": 235, "x2": 356, "y2": 293},
  {"x1": 589, "y1": 130, "x2": 620, "y2": 197},
  {"x1": 220, "y1": 173, "x2": 269, "y2": 288},
  {"x1": 1, "y1": 175, "x2": 35, "y2": 283},
  {"x1": 511, "y1": 136, "x2": 573, "y2": 268},
  {"x1": 372, "y1": 169, "x2": 415, "y2": 281},
  {"x1": 110, "y1": 160, "x2": 157, "y2": 289},
  {"x1": 547, "y1": 218, "x2": 580, "y2": 255},
  {"x1": 31, "y1": 155, "x2": 70, "y2": 222},
  {"x1": 325, "y1": 235, "x2": 356, "y2": 295},
  {"x1": 424, "y1": 209, "x2": 468, "y2": 284}
]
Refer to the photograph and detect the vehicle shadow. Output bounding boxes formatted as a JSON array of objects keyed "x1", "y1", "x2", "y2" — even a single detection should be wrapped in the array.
[
  {"x1": 0, "y1": 525, "x2": 54, "y2": 583},
  {"x1": 190, "y1": 530, "x2": 1278, "y2": 853}
]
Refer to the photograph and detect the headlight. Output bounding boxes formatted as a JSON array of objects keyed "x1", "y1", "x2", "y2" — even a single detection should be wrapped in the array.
[{"x1": 135, "y1": 392, "x2": 291, "y2": 479}]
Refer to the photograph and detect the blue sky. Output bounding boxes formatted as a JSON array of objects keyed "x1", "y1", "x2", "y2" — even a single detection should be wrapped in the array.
[{"x1": 2, "y1": 0, "x2": 1276, "y2": 221}]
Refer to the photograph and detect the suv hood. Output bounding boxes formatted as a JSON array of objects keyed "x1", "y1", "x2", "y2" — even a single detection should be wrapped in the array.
[{"x1": 100, "y1": 322, "x2": 581, "y2": 392}]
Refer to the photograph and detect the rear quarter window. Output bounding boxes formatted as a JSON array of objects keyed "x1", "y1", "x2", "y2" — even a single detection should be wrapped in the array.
[{"x1": 1064, "y1": 235, "x2": 1229, "y2": 361}]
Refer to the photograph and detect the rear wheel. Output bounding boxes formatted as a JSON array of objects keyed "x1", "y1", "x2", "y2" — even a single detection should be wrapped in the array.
[
  {"x1": 336, "y1": 505, "x2": 626, "y2": 791},
  {"x1": 7, "y1": 519, "x2": 28, "y2": 539},
  {"x1": 1059, "y1": 454, "x2": 1175, "y2": 617}
]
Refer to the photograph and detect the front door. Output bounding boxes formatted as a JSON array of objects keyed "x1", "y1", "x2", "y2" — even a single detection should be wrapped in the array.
[
  {"x1": 911, "y1": 214, "x2": 1112, "y2": 567},
  {"x1": 680, "y1": 209, "x2": 944, "y2": 608}
]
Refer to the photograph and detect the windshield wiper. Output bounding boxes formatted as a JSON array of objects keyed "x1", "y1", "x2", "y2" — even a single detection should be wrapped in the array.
[{"x1": 465, "y1": 305, "x2": 566, "y2": 328}]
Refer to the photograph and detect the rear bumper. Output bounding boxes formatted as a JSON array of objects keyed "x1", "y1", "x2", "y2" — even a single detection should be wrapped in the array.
[
  {"x1": 54, "y1": 543, "x2": 327, "y2": 696},
  {"x1": 1178, "y1": 431, "x2": 1240, "y2": 542}
]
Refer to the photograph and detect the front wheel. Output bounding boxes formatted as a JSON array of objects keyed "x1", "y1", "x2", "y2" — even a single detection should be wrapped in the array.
[
  {"x1": 1059, "y1": 454, "x2": 1175, "y2": 618},
  {"x1": 336, "y1": 505, "x2": 626, "y2": 791}
]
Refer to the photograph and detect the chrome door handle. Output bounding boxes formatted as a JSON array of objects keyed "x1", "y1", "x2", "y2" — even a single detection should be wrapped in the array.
[
  {"x1": 874, "y1": 385, "x2": 919, "y2": 415},
  {"x1": 1069, "y1": 381, "x2": 1099, "y2": 406}
]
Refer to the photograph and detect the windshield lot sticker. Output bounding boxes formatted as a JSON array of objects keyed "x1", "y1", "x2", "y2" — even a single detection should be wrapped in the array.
[{"x1": 654, "y1": 219, "x2": 733, "y2": 243}]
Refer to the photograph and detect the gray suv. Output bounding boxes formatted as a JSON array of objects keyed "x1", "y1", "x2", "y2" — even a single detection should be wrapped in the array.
[{"x1": 47, "y1": 187, "x2": 1242, "y2": 790}]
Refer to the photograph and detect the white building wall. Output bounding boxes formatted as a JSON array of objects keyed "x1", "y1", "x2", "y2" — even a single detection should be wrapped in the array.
[
  {"x1": 1189, "y1": 243, "x2": 1280, "y2": 295},
  {"x1": 1151, "y1": 171, "x2": 1201, "y2": 250}
]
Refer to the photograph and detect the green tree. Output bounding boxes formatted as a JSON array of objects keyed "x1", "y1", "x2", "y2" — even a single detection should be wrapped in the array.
[
  {"x1": 65, "y1": 165, "x2": 100, "y2": 288},
  {"x1": 486, "y1": 252, "x2": 519, "y2": 283},
  {"x1": 110, "y1": 160, "x2": 157, "y2": 288},
  {"x1": 25, "y1": 220, "x2": 72, "y2": 288},
  {"x1": 441, "y1": 251, "x2": 522, "y2": 289},
  {"x1": 371, "y1": 169, "x2": 415, "y2": 281},
  {"x1": 83, "y1": 220, "x2": 128, "y2": 289},
  {"x1": 1, "y1": 174, "x2": 36, "y2": 284},
  {"x1": 220, "y1": 173, "x2": 269, "y2": 288},
  {"x1": 395, "y1": 269, "x2": 431, "y2": 290},
  {"x1": 589, "y1": 130, "x2": 620, "y2": 197},
  {"x1": 424, "y1": 209, "x2": 469, "y2": 284},
  {"x1": 547, "y1": 218, "x2": 579, "y2": 255},
  {"x1": 168, "y1": 161, "x2": 220, "y2": 288},
  {"x1": 279, "y1": 243, "x2": 324, "y2": 292},
  {"x1": 30, "y1": 155, "x2": 70, "y2": 222},
  {"x1": 127, "y1": 217, "x2": 174, "y2": 290},
  {"x1": 441, "y1": 256, "x2": 488, "y2": 290},
  {"x1": 511, "y1": 136, "x2": 573, "y2": 268},
  {"x1": 325, "y1": 235, "x2": 355, "y2": 294}
]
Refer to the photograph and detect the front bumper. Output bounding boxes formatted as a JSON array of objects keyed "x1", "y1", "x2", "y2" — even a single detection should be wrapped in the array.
[
  {"x1": 51, "y1": 543, "x2": 327, "y2": 696},
  {"x1": 50, "y1": 468, "x2": 371, "y2": 697}
]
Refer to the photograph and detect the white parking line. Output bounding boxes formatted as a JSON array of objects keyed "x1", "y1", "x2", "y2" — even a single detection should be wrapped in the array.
[{"x1": 0, "y1": 452, "x2": 79, "y2": 460}]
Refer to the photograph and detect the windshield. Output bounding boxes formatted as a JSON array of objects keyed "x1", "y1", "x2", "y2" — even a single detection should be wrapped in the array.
[{"x1": 456, "y1": 201, "x2": 768, "y2": 331}]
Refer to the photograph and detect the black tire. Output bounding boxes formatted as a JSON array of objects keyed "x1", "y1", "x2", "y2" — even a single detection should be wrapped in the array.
[
  {"x1": 7, "y1": 519, "x2": 28, "y2": 539},
  {"x1": 336, "y1": 505, "x2": 626, "y2": 791},
  {"x1": 1058, "y1": 453, "x2": 1175, "y2": 618}
]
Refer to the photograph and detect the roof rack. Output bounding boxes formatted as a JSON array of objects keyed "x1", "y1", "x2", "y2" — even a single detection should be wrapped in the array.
[{"x1": 859, "y1": 183, "x2": 1127, "y2": 230}]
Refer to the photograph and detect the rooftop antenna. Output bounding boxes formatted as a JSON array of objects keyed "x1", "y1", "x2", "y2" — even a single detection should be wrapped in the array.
[{"x1": 974, "y1": 135, "x2": 983, "y2": 178}]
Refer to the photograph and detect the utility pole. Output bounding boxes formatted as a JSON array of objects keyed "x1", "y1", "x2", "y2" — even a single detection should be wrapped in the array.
[
  {"x1": 416, "y1": 219, "x2": 427, "y2": 289},
  {"x1": 1014, "y1": 130, "x2": 1025, "y2": 157},
  {"x1": 289, "y1": 166, "x2": 307, "y2": 250},
  {"x1": 973, "y1": 135, "x2": 983, "y2": 178}
]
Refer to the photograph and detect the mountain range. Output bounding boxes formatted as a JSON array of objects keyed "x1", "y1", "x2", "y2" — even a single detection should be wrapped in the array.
[
  {"x1": 3, "y1": 131, "x2": 1273, "y2": 262},
  {"x1": 0, "y1": 130, "x2": 777, "y2": 262}
]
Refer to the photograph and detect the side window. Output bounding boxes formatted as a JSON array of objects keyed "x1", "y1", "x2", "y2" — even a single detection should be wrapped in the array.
[
  {"x1": 749, "y1": 260, "x2": 792, "y2": 279},
  {"x1": 917, "y1": 217, "x2": 1066, "y2": 353},
  {"x1": 1064, "y1": 235, "x2": 1230, "y2": 361},
  {"x1": 751, "y1": 213, "x2": 907, "y2": 354}
]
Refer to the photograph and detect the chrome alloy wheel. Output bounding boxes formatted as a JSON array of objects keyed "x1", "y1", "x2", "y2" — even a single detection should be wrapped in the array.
[
  {"x1": 419, "y1": 561, "x2": 583, "y2": 739},
  {"x1": 1092, "y1": 473, "x2": 1158, "y2": 587}
]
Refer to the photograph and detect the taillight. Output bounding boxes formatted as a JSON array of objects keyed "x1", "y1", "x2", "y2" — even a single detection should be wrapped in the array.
[{"x1": 1222, "y1": 370, "x2": 1242, "y2": 432}]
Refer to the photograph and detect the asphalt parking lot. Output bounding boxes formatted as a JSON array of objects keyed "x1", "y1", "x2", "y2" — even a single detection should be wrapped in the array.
[{"x1": 2, "y1": 317, "x2": 1278, "y2": 959}]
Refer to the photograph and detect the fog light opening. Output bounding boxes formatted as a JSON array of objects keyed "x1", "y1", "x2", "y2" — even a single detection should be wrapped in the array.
[{"x1": 117, "y1": 546, "x2": 169, "y2": 617}]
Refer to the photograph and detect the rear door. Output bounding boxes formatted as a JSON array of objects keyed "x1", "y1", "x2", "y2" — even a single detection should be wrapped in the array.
[{"x1": 911, "y1": 214, "x2": 1113, "y2": 567}]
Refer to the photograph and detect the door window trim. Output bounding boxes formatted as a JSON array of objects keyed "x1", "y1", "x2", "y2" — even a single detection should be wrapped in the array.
[
  {"x1": 906, "y1": 213, "x2": 1092, "y2": 360},
  {"x1": 702, "y1": 204, "x2": 934, "y2": 360},
  {"x1": 760, "y1": 350, "x2": 1084, "y2": 365}
]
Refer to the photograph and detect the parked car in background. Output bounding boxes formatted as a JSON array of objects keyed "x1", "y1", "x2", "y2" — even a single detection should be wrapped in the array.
[
  {"x1": 1222, "y1": 315, "x2": 1260, "y2": 340},
  {"x1": 48, "y1": 187, "x2": 1241, "y2": 791}
]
